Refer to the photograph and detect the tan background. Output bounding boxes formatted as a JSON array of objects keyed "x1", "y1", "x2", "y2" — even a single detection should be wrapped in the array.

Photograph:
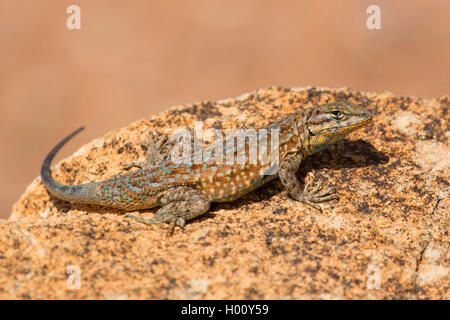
[{"x1": 0, "y1": 0, "x2": 449, "y2": 219}]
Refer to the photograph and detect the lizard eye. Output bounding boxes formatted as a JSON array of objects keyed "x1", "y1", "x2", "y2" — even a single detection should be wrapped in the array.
[{"x1": 330, "y1": 110, "x2": 343, "y2": 119}]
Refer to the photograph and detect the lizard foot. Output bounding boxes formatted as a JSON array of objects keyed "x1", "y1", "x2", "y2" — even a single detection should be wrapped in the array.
[
  {"x1": 121, "y1": 133, "x2": 169, "y2": 171},
  {"x1": 124, "y1": 187, "x2": 210, "y2": 236},
  {"x1": 124, "y1": 213, "x2": 186, "y2": 237},
  {"x1": 299, "y1": 180, "x2": 338, "y2": 210},
  {"x1": 121, "y1": 161, "x2": 146, "y2": 170}
]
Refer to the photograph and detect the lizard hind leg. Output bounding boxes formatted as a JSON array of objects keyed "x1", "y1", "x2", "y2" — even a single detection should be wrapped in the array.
[
  {"x1": 125, "y1": 186, "x2": 210, "y2": 236},
  {"x1": 121, "y1": 133, "x2": 170, "y2": 171}
]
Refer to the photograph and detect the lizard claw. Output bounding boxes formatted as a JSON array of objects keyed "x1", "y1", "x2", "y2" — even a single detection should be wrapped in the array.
[
  {"x1": 121, "y1": 161, "x2": 145, "y2": 170},
  {"x1": 165, "y1": 217, "x2": 186, "y2": 237},
  {"x1": 302, "y1": 200, "x2": 322, "y2": 211},
  {"x1": 125, "y1": 212, "x2": 186, "y2": 237},
  {"x1": 300, "y1": 180, "x2": 338, "y2": 209},
  {"x1": 121, "y1": 132, "x2": 172, "y2": 171}
]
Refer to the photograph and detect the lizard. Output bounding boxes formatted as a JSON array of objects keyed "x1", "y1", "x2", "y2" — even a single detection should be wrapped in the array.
[{"x1": 41, "y1": 101, "x2": 372, "y2": 235}]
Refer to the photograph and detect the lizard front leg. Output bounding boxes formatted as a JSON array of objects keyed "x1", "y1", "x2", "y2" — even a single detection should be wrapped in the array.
[
  {"x1": 125, "y1": 186, "x2": 210, "y2": 236},
  {"x1": 278, "y1": 154, "x2": 338, "y2": 210}
]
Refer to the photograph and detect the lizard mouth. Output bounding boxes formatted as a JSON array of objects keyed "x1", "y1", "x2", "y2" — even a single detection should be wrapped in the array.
[{"x1": 319, "y1": 117, "x2": 372, "y2": 133}]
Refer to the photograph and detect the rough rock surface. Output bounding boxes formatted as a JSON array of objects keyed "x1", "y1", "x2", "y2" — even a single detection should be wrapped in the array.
[{"x1": 3, "y1": 87, "x2": 449, "y2": 299}]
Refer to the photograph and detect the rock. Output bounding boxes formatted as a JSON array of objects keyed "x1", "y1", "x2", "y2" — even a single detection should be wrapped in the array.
[{"x1": 3, "y1": 87, "x2": 449, "y2": 299}]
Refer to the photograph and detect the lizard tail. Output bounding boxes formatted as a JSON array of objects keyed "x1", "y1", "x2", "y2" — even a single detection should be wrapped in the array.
[{"x1": 41, "y1": 127, "x2": 102, "y2": 203}]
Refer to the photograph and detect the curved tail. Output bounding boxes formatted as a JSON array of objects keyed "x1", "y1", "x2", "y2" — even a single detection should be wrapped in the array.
[{"x1": 41, "y1": 127, "x2": 101, "y2": 203}]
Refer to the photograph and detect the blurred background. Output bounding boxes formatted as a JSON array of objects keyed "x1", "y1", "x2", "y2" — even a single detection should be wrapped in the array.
[{"x1": 0, "y1": 0, "x2": 449, "y2": 219}]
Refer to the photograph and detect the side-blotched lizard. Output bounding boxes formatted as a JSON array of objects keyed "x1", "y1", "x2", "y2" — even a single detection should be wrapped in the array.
[{"x1": 41, "y1": 101, "x2": 371, "y2": 234}]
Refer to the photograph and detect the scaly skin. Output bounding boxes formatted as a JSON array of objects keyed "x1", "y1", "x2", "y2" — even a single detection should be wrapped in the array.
[{"x1": 41, "y1": 101, "x2": 372, "y2": 235}]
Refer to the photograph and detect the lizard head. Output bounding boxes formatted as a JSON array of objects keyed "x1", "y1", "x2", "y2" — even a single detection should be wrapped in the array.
[{"x1": 305, "y1": 101, "x2": 372, "y2": 155}]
